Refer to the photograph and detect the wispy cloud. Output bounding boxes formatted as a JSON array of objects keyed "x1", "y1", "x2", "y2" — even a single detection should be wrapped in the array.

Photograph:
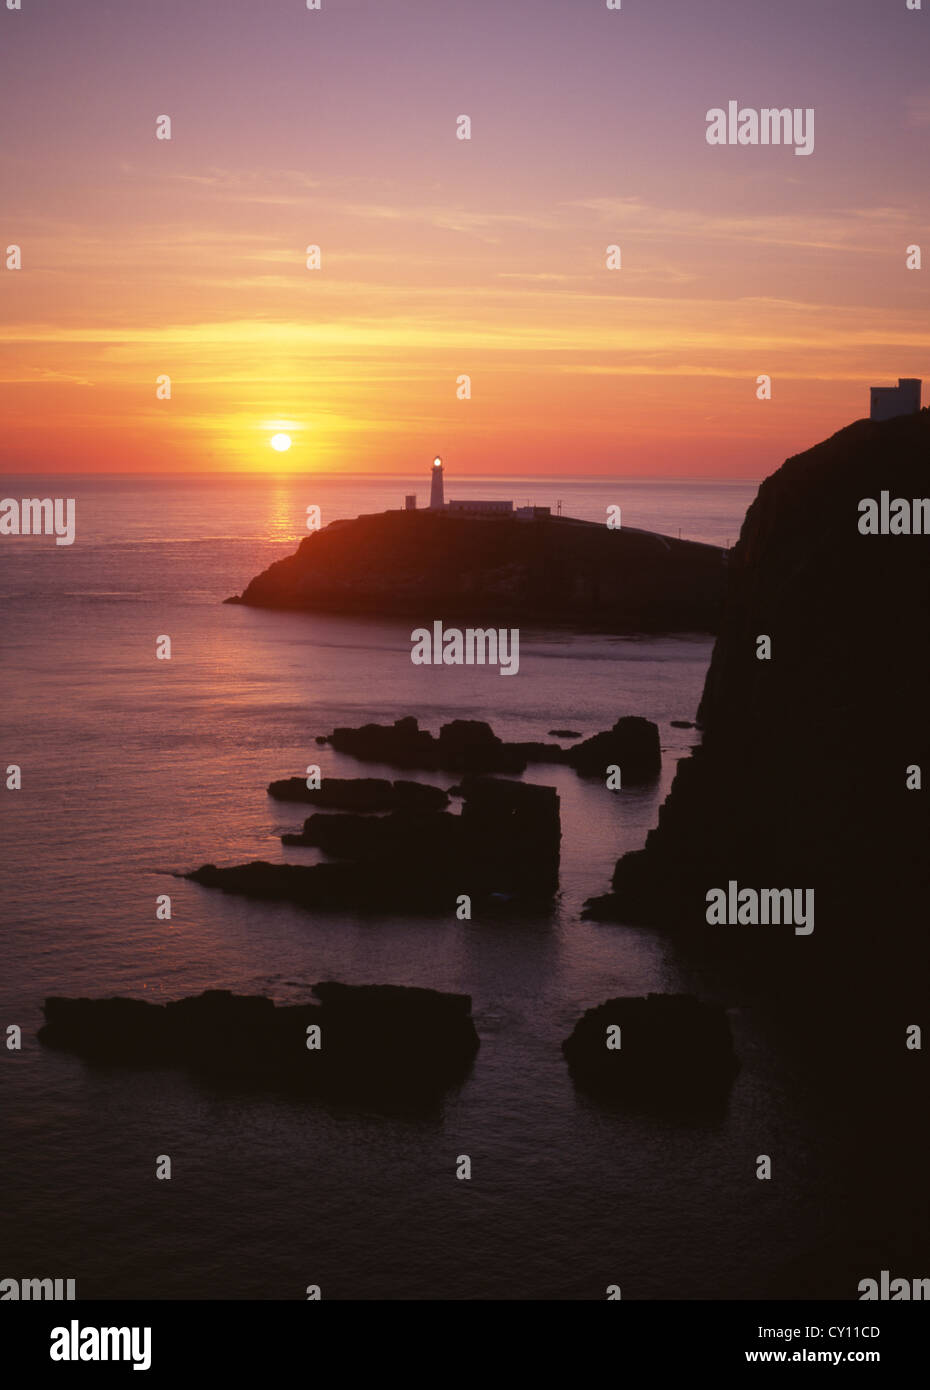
[{"x1": 568, "y1": 196, "x2": 924, "y2": 254}]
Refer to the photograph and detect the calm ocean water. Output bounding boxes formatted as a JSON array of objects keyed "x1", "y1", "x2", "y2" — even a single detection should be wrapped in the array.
[{"x1": 0, "y1": 473, "x2": 827, "y2": 1299}]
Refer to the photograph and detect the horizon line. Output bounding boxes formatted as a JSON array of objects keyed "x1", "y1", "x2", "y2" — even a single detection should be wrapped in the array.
[{"x1": 0, "y1": 470, "x2": 763, "y2": 483}]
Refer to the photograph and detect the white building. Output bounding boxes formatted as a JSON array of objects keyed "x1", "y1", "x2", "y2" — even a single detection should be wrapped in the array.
[
  {"x1": 446, "y1": 499, "x2": 513, "y2": 515},
  {"x1": 408, "y1": 457, "x2": 552, "y2": 518}
]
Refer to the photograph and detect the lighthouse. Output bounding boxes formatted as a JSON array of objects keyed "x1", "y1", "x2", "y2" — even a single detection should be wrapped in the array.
[{"x1": 429, "y1": 456, "x2": 445, "y2": 510}]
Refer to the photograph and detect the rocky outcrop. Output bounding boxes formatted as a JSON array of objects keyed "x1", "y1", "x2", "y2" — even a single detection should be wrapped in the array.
[
  {"x1": 282, "y1": 809, "x2": 461, "y2": 858},
  {"x1": 562, "y1": 994, "x2": 739, "y2": 1108},
  {"x1": 39, "y1": 985, "x2": 480, "y2": 1107},
  {"x1": 190, "y1": 777, "x2": 561, "y2": 911},
  {"x1": 320, "y1": 717, "x2": 528, "y2": 774},
  {"x1": 267, "y1": 775, "x2": 449, "y2": 812},
  {"x1": 226, "y1": 509, "x2": 725, "y2": 632},
  {"x1": 318, "y1": 715, "x2": 662, "y2": 783},
  {"x1": 567, "y1": 715, "x2": 661, "y2": 780},
  {"x1": 458, "y1": 776, "x2": 561, "y2": 898},
  {"x1": 585, "y1": 410, "x2": 930, "y2": 996}
]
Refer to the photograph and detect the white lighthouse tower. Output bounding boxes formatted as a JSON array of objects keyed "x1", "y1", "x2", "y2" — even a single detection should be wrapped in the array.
[{"x1": 429, "y1": 456, "x2": 445, "y2": 510}]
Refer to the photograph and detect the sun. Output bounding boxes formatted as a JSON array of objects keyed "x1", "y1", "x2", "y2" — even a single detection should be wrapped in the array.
[{"x1": 270, "y1": 433, "x2": 292, "y2": 452}]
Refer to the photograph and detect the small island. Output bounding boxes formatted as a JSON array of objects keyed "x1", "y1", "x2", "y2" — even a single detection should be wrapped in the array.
[{"x1": 226, "y1": 465, "x2": 725, "y2": 632}]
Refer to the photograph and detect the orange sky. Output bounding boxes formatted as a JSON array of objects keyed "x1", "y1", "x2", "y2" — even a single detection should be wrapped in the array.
[{"x1": 1, "y1": 0, "x2": 928, "y2": 477}]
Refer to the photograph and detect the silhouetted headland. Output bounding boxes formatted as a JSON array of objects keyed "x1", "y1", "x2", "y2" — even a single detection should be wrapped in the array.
[
  {"x1": 584, "y1": 410, "x2": 930, "y2": 1002},
  {"x1": 226, "y1": 509, "x2": 725, "y2": 632}
]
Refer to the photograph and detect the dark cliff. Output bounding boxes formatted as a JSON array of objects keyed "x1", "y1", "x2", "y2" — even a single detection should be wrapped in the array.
[
  {"x1": 585, "y1": 412, "x2": 930, "y2": 1288},
  {"x1": 227, "y1": 509, "x2": 725, "y2": 632}
]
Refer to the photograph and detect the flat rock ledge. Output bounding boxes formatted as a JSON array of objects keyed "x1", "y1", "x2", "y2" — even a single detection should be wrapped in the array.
[{"x1": 39, "y1": 984, "x2": 480, "y2": 1107}]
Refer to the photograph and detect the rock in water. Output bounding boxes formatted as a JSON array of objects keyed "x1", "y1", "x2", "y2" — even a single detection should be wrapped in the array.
[
  {"x1": 39, "y1": 985, "x2": 480, "y2": 1108},
  {"x1": 562, "y1": 994, "x2": 739, "y2": 1108},
  {"x1": 459, "y1": 777, "x2": 561, "y2": 899},
  {"x1": 282, "y1": 809, "x2": 462, "y2": 860},
  {"x1": 315, "y1": 714, "x2": 662, "y2": 778},
  {"x1": 267, "y1": 776, "x2": 449, "y2": 812},
  {"x1": 567, "y1": 715, "x2": 661, "y2": 781},
  {"x1": 191, "y1": 776, "x2": 561, "y2": 911},
  {"x1": 322, "y1": 716, "x2": 528, "y2": 773}
]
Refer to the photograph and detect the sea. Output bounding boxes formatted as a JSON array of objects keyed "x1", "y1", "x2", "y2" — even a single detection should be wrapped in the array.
[{"x1": 0, "y1": 473, "x2": 829, "y2": 1300}]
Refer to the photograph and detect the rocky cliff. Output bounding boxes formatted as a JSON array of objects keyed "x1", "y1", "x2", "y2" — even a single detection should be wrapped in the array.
[
  {"x1": 587, "y1": 410, "x2": 930, "y2": 998},
  {"x1": 584, "y1": 412, "x2": 930, "y2": 1288}
]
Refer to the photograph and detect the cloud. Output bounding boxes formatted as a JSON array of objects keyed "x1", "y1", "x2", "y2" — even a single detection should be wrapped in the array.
[{"x1": 567, "y1": 195, "x2": 927, "y2": 255}]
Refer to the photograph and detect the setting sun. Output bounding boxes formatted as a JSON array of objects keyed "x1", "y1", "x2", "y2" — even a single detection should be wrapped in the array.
[{"x1": 270, "y1": 434, "x2": 292, "y2": 453}]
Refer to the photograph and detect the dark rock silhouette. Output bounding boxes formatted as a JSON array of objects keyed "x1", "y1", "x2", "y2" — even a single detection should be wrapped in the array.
[
  {"x1": 567, "y1": 715, "x2": 661, "y2": 780},
  {"x1": 458, "y1": 776, "x2": 561, "y2": 898},
  {"x1": 39, "y1": 985, "x2": 480, "y2": 1107},
  {"x1": 226, "y1": 509, "x2": 725, "y2": 632},
  {"x1": 562, "y1": 994, "x2": 739, "y2": 1109},
  {"x1": 191, "y1": 777, "x2": 561, "y2": 911},
  {"x1": 268, "y1": 775, "x2": 449, "y2": 812},
  {"x1": 580, "y1": 413, "x2": 930, "y2": 1294},
  {"x1": 282, "y1": 808, "x2": 461, "y2": 858},
  {"x1": 321, "y1": 716, "x2": 528, "y2": 773},
  {"x1": 585, "y1": 409, "x2": 930, "y2": 987},
  {"x1": 317, "y1": 714, "x2": 662, "y2": 783}
]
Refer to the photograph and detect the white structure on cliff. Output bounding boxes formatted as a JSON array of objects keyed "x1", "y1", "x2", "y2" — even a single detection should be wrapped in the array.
[
  {"x1": 870, "y1": 378, "x2": 921, "y2": 422},
  {"x1": 411, "y1": 457, "x2": 552, "y2": 520},
  {"x1": 429, "y1": 457, "x2": 445, "y2": 510},
  {"x1": 447, "y1": 498, "x2": 514, "y2": 515}
]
